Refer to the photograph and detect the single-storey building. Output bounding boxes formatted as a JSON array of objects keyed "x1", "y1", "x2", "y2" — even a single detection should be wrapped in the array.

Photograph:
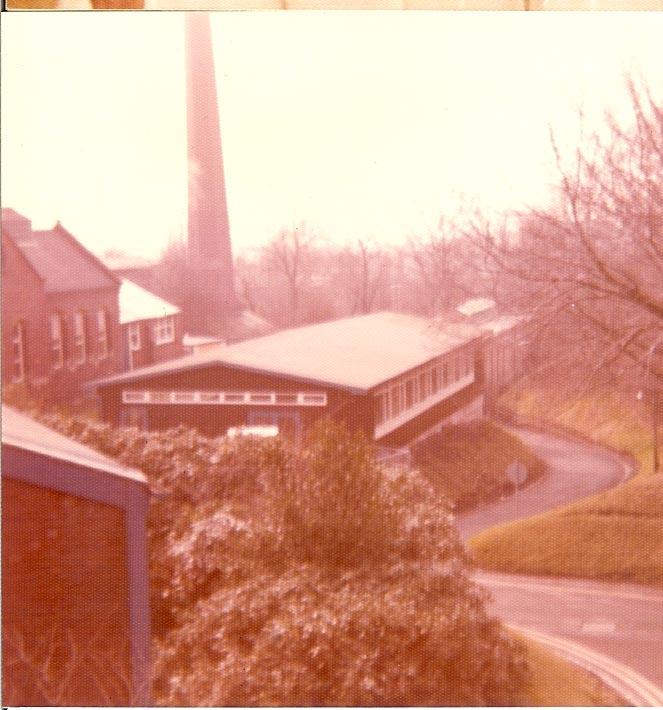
[
  {"x1": 454, "y1": 297, "x2": 530, "y2": 404},
  {"x1": 96, "y1": 311, "x2": 484, "y2": 447},
  {"x1": 1, "y1": 406, "x2": 151, "y2": 706}
]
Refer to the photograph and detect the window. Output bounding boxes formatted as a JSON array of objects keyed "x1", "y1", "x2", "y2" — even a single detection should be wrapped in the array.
[
  {"x1": 431, "y1": 366, "x2": 439, "y2": 394},
  {"x1": 275, "y1": 393, "x2": 298, "y2": 405},
  {"x1": 300, "y1": 393, "x2": 326, "y2": 405},
  {"x1": 11, "y1": 322, "x2": 25, "y2": 383},
  {"x1": 50, "y1": 314, "x2": 64, "y2": 370},
  {"x1": 153, "y1": 316, "x2": 174, "y2": 346},
  {"x1": 223, "y1": 392, "x2": 245, "y2": 404},
  {"x1": 97, "y1": 309, "x2": 110, "y2": 359},
  {"x1": 419, "y1": 370, "x2": 431, "y2": 400},
  {"x1": 128, "y1": 322, "x2": 141, "y2": 352},
  {"x1": 73, "y1": 311, "x2": 87, "y2": 365},
  {"x1": 405, "y1": 379, "x2": 415, "y2": 409},
  {"x1": 390, "y1": 385, "x2": 402, "y2": 417}
]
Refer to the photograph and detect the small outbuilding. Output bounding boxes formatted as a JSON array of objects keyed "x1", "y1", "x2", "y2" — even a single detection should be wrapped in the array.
[
  {"x1": 1, "y1": 405, "x2": 151, "y2": 706},
  {"x1": 96, "y1": 311, "x2": 484, "y2": 447}
]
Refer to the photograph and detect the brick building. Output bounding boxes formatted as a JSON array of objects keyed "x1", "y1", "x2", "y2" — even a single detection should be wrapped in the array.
[
  {"x1": 2, "y1": 209, "x2": 123, "y2": 400},
  {"x1": 119, "y1": 278, "x2": 184, "y2": 371},
  {"x1": 1, "y1": 406, "x2": 151, "y2": 706},
  {"x1": 96, "y1": 311, "x2": 484, "y2": 447}
]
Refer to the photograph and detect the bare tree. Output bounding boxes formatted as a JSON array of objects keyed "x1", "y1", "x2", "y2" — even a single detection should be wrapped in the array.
[
  {"x1": 407, "y1": 221, "x2": 475, "y2": 317},
  {"x1": 465, "y1": 78, "x2": 663, "y2": 393},
  {"x1": 264, "y1": 222, "x2": 317, "y2": 325}
]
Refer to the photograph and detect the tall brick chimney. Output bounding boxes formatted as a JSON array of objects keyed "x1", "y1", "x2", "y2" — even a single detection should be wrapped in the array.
[{"x1": 185, "y1": 13, "x2": 240, "y2": 336}]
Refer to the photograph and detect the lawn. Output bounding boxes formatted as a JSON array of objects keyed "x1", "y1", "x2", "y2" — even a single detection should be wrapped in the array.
[
  {"x1": 469, "y1": 382, "x2": 663, "y2": 587},
  {"x1": 521, "y1": 636, "x2": 625, "y2": 706}
]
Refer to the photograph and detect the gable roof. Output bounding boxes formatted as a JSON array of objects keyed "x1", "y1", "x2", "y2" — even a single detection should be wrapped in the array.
[
  {"x1": 6, "y1": 218, "x2": 119, "y2": 293},
  {"x1": 119, "y1": 279, "x2": 180, "y2": 325},
  {"x1": 97, "y1": 311, "x2": 482, "y2": 393},
  {"x1": 2, "y1": 405, "x2": 146, "y2": 484}
]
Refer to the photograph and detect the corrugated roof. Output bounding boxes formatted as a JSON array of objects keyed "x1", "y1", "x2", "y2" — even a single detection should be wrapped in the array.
[
  {"x1": 2, "y1": 406, "x2": 146, "y2": 484},
  {"x1": 97, "y1": 311, "x2": 481, "y2": 393},
  {"x1": 13, "y1": 223, "x2": 117, "y2": 293},
  {"x1": 119, "y1": 279, "x2": 180, "y2": 324}
]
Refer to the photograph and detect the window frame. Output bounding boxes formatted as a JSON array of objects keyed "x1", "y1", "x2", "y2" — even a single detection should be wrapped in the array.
[
  {"x1": 10, "y1": 321, "x2": 26, "y2": 384},
  {"x1": 97, "y1": 309, "x2": 110, "y2": 359},
  {"x1": 50, "y1": 313, "x2": 65, "y2": 370},
  {"x1": 153, "y1": 316, "x2": 175, "y2": 346},
  {"x1": 73, "y1": 311, "x2": 87, "y2": 366},
  {"x1": 128, "y1": 322, "x2": 141, "y2": 352}
]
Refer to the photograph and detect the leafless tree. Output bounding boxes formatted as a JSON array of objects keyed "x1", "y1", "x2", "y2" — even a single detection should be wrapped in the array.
[
  {"x1": 407, "y1": 221, "x2": 476, "y2": 317},
  {"x1": 465, "y1": 78, "x2": 663, "y2": 394},
  {"x1": 264, "y1": 222, "x2": 317, "y2": 325}
]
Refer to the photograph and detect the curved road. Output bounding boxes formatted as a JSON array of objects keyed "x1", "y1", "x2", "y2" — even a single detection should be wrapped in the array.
[{"x1": 456, "y1": 428, "x2": 663, "y2": 698}]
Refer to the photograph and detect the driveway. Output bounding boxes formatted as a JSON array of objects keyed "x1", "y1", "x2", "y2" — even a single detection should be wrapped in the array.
[
  {"x1": 457, "y1": 428, "x2": 629, "y2": 540},
  {"x1": 456, "y1": 428, "x2": 663, "y2": 693}
]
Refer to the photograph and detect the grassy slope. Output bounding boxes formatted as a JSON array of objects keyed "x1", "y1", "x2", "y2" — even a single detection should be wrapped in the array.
[
  {"x1": 469, "y1": 383, "x2": 663, "y2": 586},
  {"x1": 522, "y1": 637, "x2": 624, "y2": 706},
  {"x1": 411, "y1": 421, "x2": 545, "y2": 511}
]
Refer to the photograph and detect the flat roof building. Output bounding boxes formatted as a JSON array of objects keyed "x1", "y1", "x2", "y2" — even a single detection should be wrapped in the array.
[{"x1": 96, "y1": 311, "x2": 485, "y2": 447}]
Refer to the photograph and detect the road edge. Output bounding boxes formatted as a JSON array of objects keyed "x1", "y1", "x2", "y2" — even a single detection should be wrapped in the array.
[{"x1": 511, "y1": 624, "x2": 663, "y2": 707}]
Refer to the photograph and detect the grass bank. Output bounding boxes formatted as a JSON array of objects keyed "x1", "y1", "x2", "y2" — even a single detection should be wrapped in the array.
[
  {"x1": 411, "y1": 421, "x2": 545, "y2": 511},
  {"x1": 468, "y1": 382, "x2": 663, "y2": 587},
  {"x1": 521, "y1": 637, "x2": 625, "y2": 706}
]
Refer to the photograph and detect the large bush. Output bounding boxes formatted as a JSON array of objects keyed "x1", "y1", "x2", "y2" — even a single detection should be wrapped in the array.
[{"x1": 19, "y1": 409, "x2": 530, "y2": 705}]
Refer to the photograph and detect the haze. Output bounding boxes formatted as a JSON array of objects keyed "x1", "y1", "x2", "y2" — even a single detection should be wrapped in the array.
[{"x1": 2, "y1": 11, "x2": 661, "y2": 259}]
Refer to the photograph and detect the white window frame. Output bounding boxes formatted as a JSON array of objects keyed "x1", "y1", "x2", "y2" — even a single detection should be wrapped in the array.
[
  {"x1": 128, "y1": 322, "x2": 141, "y2": 352},
  {"x1": 11, "y1": 322, "x2": 25, "y2": 384},
  {"x1": 121, "y1": 389, "x2": 328, "y2": 407},
  {"x1": 97, "y1": 309, "x2": 109, "y2": 359},
  {"x1": 73, "y1": 311, "x2": 87, "y2": 365},
  {"x1": 50, "y1": 313, "x2": 64, "y2": 370},
  {"x1": 153, "y1": 316, "x2": 175, "y2": 346}
]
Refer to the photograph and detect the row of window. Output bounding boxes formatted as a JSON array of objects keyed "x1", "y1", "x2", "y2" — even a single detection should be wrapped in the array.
[
  {"x1": 127, "y1": 316, "x2": 175, "y2": 353},
  {"x1": 374, "y1": 347, "x2": 475, "y2": 426},
  {"x1": 122, "y1": 390, "x2": 328, "y2": 407},
  {"x1": 9, "y1": 310, "x2": 111, "y2": 383},
  {"x1": 49, "y1": 310, "x2": 111, "y2": 371}
]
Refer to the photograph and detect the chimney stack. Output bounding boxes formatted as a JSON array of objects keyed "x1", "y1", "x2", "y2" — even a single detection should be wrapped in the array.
[{"x1": 185, "y1": 13, "x2": 240, "y2": 334}]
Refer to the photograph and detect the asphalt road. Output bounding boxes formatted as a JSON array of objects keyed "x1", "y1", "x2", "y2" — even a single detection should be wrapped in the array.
[
  {"x1": 455, "y1": 428, "x2": 663, "y2": 693},
  {"x1": 457, "y1": 428, "x2": 630, "y2": 540}
]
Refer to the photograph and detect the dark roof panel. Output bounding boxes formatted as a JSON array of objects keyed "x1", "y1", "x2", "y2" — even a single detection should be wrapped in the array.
[{"x1": 12, "y1": 223, "x2": 118, "y2": 293}]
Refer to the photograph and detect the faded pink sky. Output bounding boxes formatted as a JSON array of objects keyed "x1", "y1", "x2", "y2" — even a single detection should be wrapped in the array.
[{"x1": 2, "y1": 11, "x2": 662, "y2": 259}]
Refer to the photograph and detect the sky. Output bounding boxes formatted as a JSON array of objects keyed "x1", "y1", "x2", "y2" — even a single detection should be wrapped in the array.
[{"x1": 2, "y1": 11, "x2": 662, "y2": 259}]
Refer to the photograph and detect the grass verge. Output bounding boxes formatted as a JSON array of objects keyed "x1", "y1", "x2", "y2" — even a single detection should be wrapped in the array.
[
  {"x1": 521, "y1": 636, "x2": 625, "y2": 706},
  {"x1": 468, "y1": 381, "x2": 663, "y2": 587},
  {"x1": 411, "y1": 420, "x2": 545, "y2": 511}
]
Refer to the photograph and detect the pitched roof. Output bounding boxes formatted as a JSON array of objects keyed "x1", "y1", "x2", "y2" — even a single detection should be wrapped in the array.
[
  {"x1": 2, "y1": 405, "x2": 146, "y2": 484},
  {"x1": 119, "y1": 279, "x2": 180, "y2": 325},
  {"x1": 8, "y1": 220, "x2": 118, "y2": 293},
  {"x1": 96, "y1": 311, "x2": 482, "y2": 393}
]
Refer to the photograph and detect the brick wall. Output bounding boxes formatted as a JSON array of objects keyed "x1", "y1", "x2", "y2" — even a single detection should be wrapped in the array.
[{"x1": 2, "y1": 478, "x2": 133, "y2": 706}]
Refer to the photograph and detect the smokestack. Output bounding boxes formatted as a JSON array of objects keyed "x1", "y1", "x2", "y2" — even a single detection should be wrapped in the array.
[{"x1": 185, "y1": 13, "x2": 240, "y2": 332}]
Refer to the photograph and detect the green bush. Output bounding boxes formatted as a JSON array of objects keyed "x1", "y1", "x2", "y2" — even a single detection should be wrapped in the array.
[{"x1": 12, "y1": 406, "x2": 531, "y2": 706}]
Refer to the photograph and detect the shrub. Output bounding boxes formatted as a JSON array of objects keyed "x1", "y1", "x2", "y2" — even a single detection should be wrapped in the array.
[{"x1": 10, "y1": 406, "x2": 531, "y2": 705}]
